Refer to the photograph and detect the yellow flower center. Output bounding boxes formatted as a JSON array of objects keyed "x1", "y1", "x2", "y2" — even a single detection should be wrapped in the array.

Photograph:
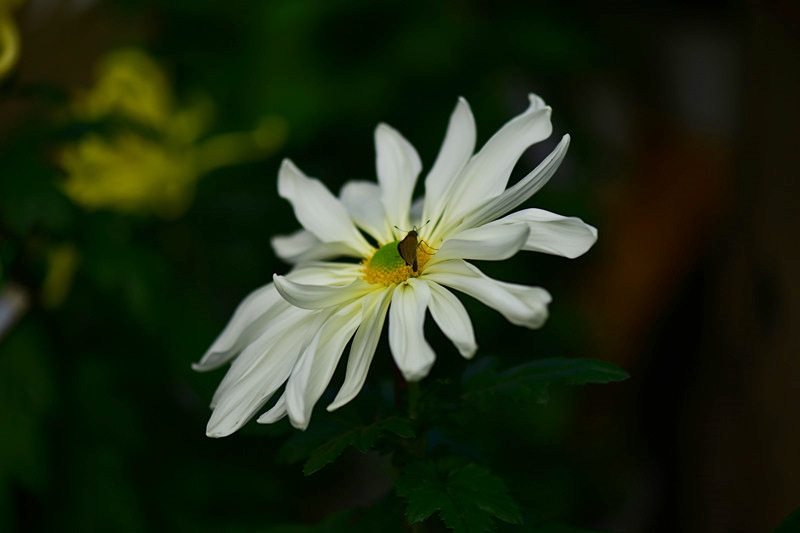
[{"x1": 362, "y1": 239, "x2": 435, "y2": 285}]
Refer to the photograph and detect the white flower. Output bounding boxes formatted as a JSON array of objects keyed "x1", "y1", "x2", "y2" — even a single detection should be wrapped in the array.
[{"x1": 193, "y1": 94, "x2": 597, "y2": 437}]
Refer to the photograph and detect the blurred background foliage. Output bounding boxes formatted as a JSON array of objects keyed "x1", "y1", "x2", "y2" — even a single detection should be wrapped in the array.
[{"x1": 1, "y1": 0, "x2": 799, "y2": 532}]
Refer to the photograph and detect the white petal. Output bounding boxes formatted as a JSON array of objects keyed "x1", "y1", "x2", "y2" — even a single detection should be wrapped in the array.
[
  {"x1": 271, "y1": 229, "x2": 360, "y2": 264},
  {"x1": 410, "y1": 197, "x2": 424, "y2": 227},
  {"x1": 340, "y1": 180, "x2": 394, "y2": 244},
  {"x1": 429, "y1": 223, "x2": 529, "y2": 265},
  {"x1": 205, "y1": 307, "x2": 321, "y2": 437},
  {"x1": 375, "y1": 124, "x2": 422, "y2": 233},
  {"x1": 327, "y1": 288, "x2": 393, "y2": 411},
  {"x1": 273, "y1": 274, "x2": 375, "y2": 310},
  {"x1": 388, "y1": 279, "x2": 435, "y2": 381},
  {"x1": 277, "y1": 159, "x2": 372, "y2": 256},
  {"x1": 200, "y1": 263, "x2": 355, "y2": 380},
  {"x1": 193, "y1": 283, "x2": 282, "y2": 371},
  {"x1": 427, "y1": 281, "x2": 477, "y2": 358},
  {"x1": 257, "y1": 394, "x2": 287, "y2": 424},
  {"x1": 460, "y1": 135, "x2": 570, "y2": 231},
  {"x1": 208, "y1": 304, "x2": 312, "y2": 408},
  {"x1": 288, "y1": 262, "x2": 365, "y2": 285},
  {"x1": 439, "y1": 94, "x2": 553, "y2": 227},
  {"x1": 424, "y1": 259, "x2": 551, "y2": 329},
  {"x1": 285, "y1": 301, "x2": 362, "y2": 429},
  {"x1": 492, "y1": 208, "x2": 598, "y2": 259},
  {"x1": 422, "y1": 97, "x2": 476, "y2": 224}
]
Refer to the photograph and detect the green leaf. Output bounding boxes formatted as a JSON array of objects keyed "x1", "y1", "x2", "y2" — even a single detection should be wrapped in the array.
[
  {"x1": 303, "y1": 416, "x2": 414, "y2": 475},
  {"x1": 773, "y1": 506, "x2": 800, "y2": 533},
  {"x1": 396, "y1": 458, "x2": 522, "y2": 533},
  {"x1": 462, "y1": 357, "x2": 629, "y2": 406},
  {"x1": 0, "y1": 319, "x2": 57, "y2": 493}
]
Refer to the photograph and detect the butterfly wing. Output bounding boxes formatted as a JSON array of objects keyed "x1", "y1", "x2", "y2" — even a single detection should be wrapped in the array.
[{"x1": 397, "y1": 230, "x2": 419, "y2": 272}]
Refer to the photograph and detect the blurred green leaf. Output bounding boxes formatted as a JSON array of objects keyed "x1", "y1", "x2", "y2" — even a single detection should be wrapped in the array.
[
  {"x1": 0, "y1": 319, "x2": 55, "y2": 493},
  {"x1": 773, "y1": 507, "x2": 800, "y2": 533},
  {"x1": 462, "y1": 357, "x2": 629, "y2": 406},
  {"x1": 0, "y1": 136, "x2": 75, "y2": 236},
  {"x1": 396, "y1": 458, "x2": 522, "y2": 532},
  {"x1": 303, "y1": 416, "x2": 414, "y2": 475}
]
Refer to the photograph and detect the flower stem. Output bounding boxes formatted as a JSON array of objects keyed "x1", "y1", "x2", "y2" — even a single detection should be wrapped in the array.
[{"x1": 408, "y1": 381, "x2": 420, "y2": 421}]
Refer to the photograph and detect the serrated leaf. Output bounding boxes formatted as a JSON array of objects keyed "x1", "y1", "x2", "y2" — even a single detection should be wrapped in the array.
[
  {"x1": 462, "y1": 357, "x2": 629, "y2": 406},
  {"x1": 396, "y1": 459, "x2": 522, "y2": 533},
  {"x1": 773, "y1": 507, "x2": 800, "y2": 533},
  {"x1": 303, "y1": 416, "x2": 414, "y2": 475},
  {"x1": 277, "y1": 419, "x2": 346, "y2": 465},
  {"x1": 378, "y1": 416, "x2": 416, "y2": 439}
]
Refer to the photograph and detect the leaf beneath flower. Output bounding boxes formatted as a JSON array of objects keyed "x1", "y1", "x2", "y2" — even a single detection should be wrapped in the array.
[
  {"x1": 396, "y1": 458, "x2": 522, "y2": 533},
  {"x1": 302, "y1": 416, "x2": 414, "y2": 475},
  {"x1": 462, "y1": 356, "x2": 629, "y2": 406}
]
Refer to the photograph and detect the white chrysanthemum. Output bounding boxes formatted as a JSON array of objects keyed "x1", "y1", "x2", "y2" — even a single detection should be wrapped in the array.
[{"x1": 194, "y1": 94, "x2": 597, "y2": 437}]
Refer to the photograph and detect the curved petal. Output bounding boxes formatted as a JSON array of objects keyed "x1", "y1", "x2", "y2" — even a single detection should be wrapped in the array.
[
  {"x1": 422, "y1": 97, "x2": 476, "y2": 224},
  {"x1": 273, "y1": 274, "x2": 374, "y2": 310},
  {"x1": 428, "y1": 223, "x2": 529, "y2": 265},
  {"x1": 459, "y1": 135, "x2": 570, "y2": 231},
  {"x1": 375, "y1": 124, "x2": 421, "y2": 234},
  {"x1": 277, "y1": 159, "x2": 372, "y2": 256},
  {"x1": 271, "y1": 229, "x2": 360, "y2": 264},
  {"x1": 209, "y1": 304, "x2": 315, "y2": 408},
  {"x1": 257, "y1": 393, "x2": 286, "y2": 424},
  {"x1": 438, "y1": 94, "x2": 552, "y2": 229},
  {"x1": 193, "y1": 283, "x2": 282, "y2": 371},
  {"x1": 388, "y1": 279, "x2": 435, "y2": 381},
  {"x1": 205, "y1": 306, "x2": 322, "y2": 437},
  {"x1": 424, "y1": 259, "x2": 551, "y2": 329},
  {"x1": 340, "y1": 180, "x2": 394, "y2": 244},
  {"x1": 328, "y1": 288, "x2": 393, "y2": 411},
  {"x1": 427, "y1": 281, "x2": 477, "y2": 358},
  {"x1": 491, "y1": 208, "x2": 598, "y2": 259},
  {"x1": 410, "y1": 196, "x2": 424, "y2": 227},
  {"x1": 197, "y1": 263, "x2": 355, "y2": 373},
  {"x1": 285, "y1": 301, "x2": 362, "y2": 429},
  {"x1": 288, "y1": 262, "x2": 365, "y2": 285}
]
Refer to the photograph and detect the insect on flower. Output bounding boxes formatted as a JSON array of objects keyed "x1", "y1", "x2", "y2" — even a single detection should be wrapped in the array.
[
  {"x1": 396, "y1": 222, "x2": 432, "y2": 272},
  {"x1": 397, "y1": 230, "x2": 419, "y2": 272}
]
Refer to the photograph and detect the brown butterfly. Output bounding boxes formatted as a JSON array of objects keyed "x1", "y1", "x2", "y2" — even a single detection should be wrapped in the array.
[{"x1": 397, "y1": 230, "x2": 420, "y2": 272}]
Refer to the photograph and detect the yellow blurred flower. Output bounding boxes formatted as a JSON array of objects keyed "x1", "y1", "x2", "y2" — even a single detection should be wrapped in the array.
[
  {"x1": 69, "y1": 48, "x2": 178, "y2": 132},
  {"x1": 59, "y1": 48, "x2": 287, "y2": 218},
  {"x1": 59, "y1": 133, "x2": 198, "y2": 217},
  {"x1": 41, "y1": 243, "x2": 80, "y2": 309},
  {"x1": 0, "y1": 0, "x2": 24, "y2": 79}
]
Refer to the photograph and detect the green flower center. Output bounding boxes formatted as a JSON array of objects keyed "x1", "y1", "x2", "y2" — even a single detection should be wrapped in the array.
[{"x1": 362, "y1": 239, "x2": 434, "y2": 285}]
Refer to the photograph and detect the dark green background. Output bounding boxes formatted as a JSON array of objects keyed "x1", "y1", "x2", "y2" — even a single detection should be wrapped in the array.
[{"x1": 1, "y1": 1, "x2": 798, "y2": 532}]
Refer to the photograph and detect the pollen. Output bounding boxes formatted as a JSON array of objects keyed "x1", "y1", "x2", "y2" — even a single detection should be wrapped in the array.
[{"x1": 362, "y1": 239, "x2": 435, "y2": 285}]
